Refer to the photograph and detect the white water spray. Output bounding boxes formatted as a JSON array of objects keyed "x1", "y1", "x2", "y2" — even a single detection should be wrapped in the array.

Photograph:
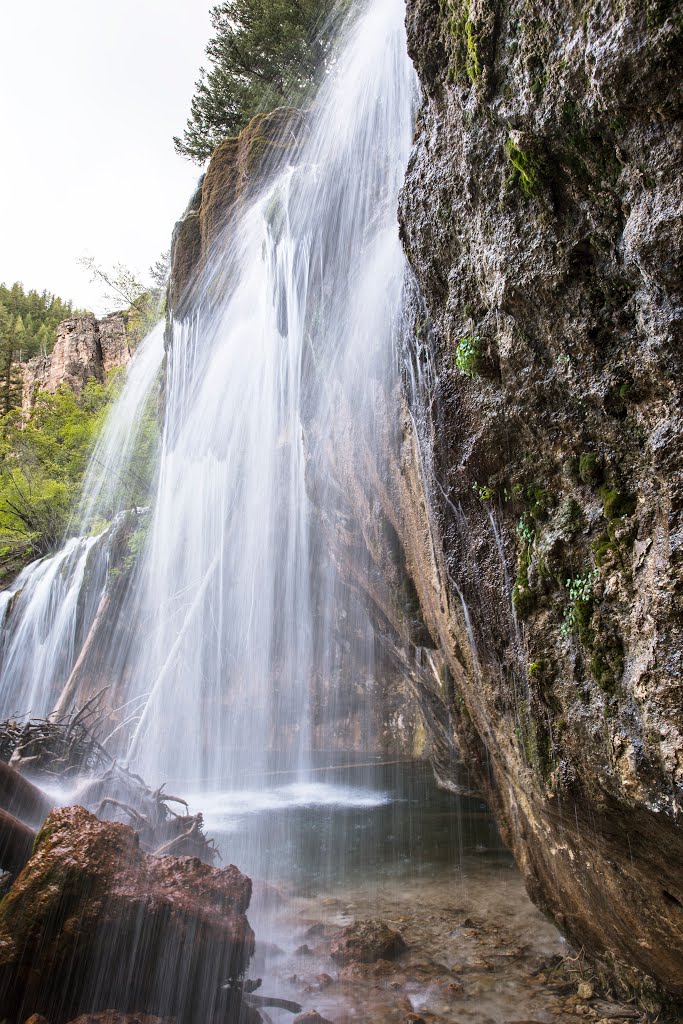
[{"x1": 124, "y1": 0, "x2": 417, "y2": 785}]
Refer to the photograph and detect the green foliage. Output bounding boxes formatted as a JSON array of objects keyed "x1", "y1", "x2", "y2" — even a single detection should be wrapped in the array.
[
  {"x1": 174, "y1": 0, "x2": 347, "y2": 163},
  {"x1": 518, "y1": 512, "x2": 535, "y2": 545},
  {"x1": 78, "y1": 258, "x2": 167, "y2": 346},
  {"x1": 0, "y1": 376, "x2": 120, "y2": 572},
  {"x1": 472, "y1": 481, "x2": 493, "y2": 500},
  {"x1": 454, "y1": 334, "x2": 480, "y2": 377},
  {"x1": 560, "y1": 568, "x2": 599, "y2": 639}
]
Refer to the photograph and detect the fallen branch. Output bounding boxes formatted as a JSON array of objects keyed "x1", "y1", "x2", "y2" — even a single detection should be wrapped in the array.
[
  {"x1": 0, "y1": 760, "x2": 53, "y2": 827},
  {"x1": 0, "y1": 807, "x2": 36, "y2": 875},
  {"x1": 245, "y1": 995, "x2": 303, "y2": 1013}
]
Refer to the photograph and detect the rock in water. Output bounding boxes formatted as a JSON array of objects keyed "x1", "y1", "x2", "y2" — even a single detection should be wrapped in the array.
[
  {"x1": 0, "y1": 806, "x2": 255, "y2": 1023},
  {"x1": 329, "y1": 920, "x2": 406, "y2": 964},
  {"x1": 66, "y1": 1017, "x2": 173, "y2": 1024}
]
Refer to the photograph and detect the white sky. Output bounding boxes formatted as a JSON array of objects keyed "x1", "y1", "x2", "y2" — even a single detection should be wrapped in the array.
[{"x1": 0, "y1": 1, "x2": 212, "y2": 315}]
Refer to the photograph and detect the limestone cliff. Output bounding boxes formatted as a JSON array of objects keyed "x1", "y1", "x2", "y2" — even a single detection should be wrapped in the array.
[
  {"x1": 21, "y1": 314, "x2": 131, "y2": 412},
  {"x1": 387, "y1": 0, "x2": 682, "y2": 1006}
]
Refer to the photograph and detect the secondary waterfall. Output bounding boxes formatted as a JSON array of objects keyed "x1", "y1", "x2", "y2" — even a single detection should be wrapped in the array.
[
  {"x1": 0, "y1": 0, "x2": 417, "y2": 799},
  {"x1": 0, "y1": 324, "x2": 165, "y2": 720}
]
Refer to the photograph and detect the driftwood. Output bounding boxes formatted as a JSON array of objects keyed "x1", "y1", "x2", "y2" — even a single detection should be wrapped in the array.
[
  {"x1": 245, "y1": 994, "x2": 303, "y2": 1013},
  {"x1": 2, "y1": 690, "x2": 113, "y2": 778},
  {"x1": 0, "y1": 700, "x2": 220, "y2": 865},
  {"x1": 0, "y1": 759, "x2": 53, "y2": 826},
  {"x1": 51, "y1": 593, "x2": 111, "y2": 719}
]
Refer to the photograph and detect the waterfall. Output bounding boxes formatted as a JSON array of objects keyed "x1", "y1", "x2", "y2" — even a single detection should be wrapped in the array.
[
  {"x1": 123, "y1": 0, "x2": 417, "y2": 785},
  {"x1": 0, "y1": 324, "x2": 164, "y2": 719},
  {"x1": 0, "y1": 0, "x2": 416, "y2": 798}
]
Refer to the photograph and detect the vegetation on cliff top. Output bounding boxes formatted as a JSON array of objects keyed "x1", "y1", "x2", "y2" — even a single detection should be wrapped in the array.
[
  {"x1": 0, "y1": 282, "x2": 89, "y2": 415},
  {"x1": 174, "y1": 0, "x2": 348, "y2": 162},
  {"x1": 78, "y1": 255, "x2": 169, "y2": 347}
]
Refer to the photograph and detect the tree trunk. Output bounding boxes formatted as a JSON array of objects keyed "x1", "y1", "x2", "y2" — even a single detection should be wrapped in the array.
[
  {"x1": 0, "y1": 807, "x2": 36, "y2": 875},
  {"x1": 0, "y1": 760, "x2": 53, "y2": 827}
]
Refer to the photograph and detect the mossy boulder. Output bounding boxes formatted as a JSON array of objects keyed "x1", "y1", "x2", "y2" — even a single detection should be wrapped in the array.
[{"x1": 0, "y1": 806, "x2": 255, "y2": 1024}]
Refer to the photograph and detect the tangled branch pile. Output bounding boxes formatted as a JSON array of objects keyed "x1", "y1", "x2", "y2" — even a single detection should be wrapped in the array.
[
  {"x1": 0, "y1": 692, "x2": 113, "y2": 777},
  {"x1": 0, "y1": 691, "x2": 219, "y2": 864}
]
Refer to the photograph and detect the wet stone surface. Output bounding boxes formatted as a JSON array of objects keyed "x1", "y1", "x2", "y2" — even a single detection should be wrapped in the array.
[{"x1": 247, "y1": 867, "x2": 648, "y2": 1024}]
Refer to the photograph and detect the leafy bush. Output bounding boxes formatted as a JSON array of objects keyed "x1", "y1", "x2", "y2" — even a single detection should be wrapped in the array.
[{"x1": 0, "y1": 374, "x2": 140, "y2": 576}]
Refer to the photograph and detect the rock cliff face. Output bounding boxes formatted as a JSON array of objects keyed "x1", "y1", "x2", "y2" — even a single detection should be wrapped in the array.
[
  {"x1": 170, "y1": 108, "x2": 308, "y2": 316},
  {"x1": 22, "y1": 314, "x2": 131, "y2": 412},
  {"x1": 384, "y1": 0, "x2": 682, "y2": 1006}
]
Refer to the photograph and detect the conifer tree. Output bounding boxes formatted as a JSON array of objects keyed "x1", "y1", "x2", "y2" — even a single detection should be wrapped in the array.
[{"x1": 174, "y1": 0, "x2": 346, "y2": 163}]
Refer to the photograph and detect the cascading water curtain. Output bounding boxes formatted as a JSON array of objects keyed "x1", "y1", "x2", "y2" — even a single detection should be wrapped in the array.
[
  {"x1": 0, "y1": 0, "x2": 417, "y2": 808},
  {"x1": 124, "y1": 0, "x2": 418, "y2": 792}
]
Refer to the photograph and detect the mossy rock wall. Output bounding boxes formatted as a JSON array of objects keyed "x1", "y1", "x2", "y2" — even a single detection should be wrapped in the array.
[{"x1": 384, "y1": 0, "x2": 683, "y2": 1007}]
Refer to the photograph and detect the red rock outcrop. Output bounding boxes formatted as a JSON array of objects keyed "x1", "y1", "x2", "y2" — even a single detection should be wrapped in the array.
[
  {"x1": 0, "y1": 806, "x2": 255, "y2": 1024},
  {"x1": 21, "y1": 315, "x2": 131, "y2": 412}
]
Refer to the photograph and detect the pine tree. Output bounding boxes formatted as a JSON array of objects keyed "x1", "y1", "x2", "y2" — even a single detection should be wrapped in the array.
[{"x1": 174, "y1": 0, "x2": 346, "y2": 163}]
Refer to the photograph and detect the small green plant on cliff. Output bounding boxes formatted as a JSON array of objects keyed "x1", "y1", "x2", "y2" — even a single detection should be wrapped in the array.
[
  {"x1": 513, "y1": 516, "x2": 536, "y2": 617},
  {"x1": 472, "y1": 481, "x2": 494, "y2": 501},
  {"x1": 518, "y1": 512, "x2": 535, "y2": 545},
  {"x1": 560, "y1": 568, "x2": 599, "y2": 639},
  {"x1": 454, "y1": 334, "x2": 480, "y2": 377}
]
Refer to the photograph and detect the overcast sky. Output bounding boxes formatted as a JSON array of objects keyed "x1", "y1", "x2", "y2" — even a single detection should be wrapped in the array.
[{"x1": 0, "y1": 1, "x2": 212, "y2": 314}]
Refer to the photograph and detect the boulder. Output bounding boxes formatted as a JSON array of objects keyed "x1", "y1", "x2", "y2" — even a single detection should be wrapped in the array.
[
  {"x1": 329, "y1": 920, "x2": 406, "y2": 965},
  {"x1": 0, "y1": 807, "x2": 255, "y2": 1024}
]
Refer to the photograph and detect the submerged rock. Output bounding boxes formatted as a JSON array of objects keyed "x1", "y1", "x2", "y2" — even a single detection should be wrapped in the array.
[
  {"x1": 65, "y1": 1017, "x2": 173, "y2": 1024},
  {"x1": 292, "y1": 1013, "x2": 334, "y2": 1024},
  {"x1": 329, "y1": 919, "x2": 407, "y2": 964},
  {"x1": 0, "y1": 807, "x2": 255, "y2": 1024}
]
